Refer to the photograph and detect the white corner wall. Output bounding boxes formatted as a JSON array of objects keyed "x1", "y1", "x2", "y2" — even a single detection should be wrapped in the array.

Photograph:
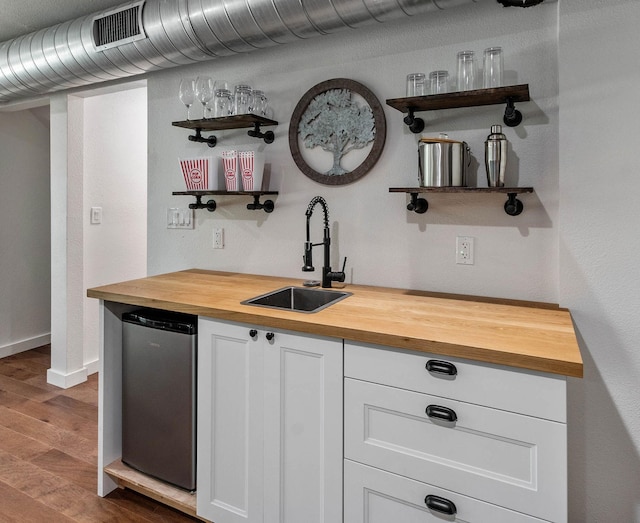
[
  {"x1": 83, "y1": 85, "x2": 148, "y2": 374},
  {"x1": 0, "y1": 107, "x2": 51, "y2": 357},
  {"x1": 559, "y1": 1, "x2": 640, "y2": 521}
]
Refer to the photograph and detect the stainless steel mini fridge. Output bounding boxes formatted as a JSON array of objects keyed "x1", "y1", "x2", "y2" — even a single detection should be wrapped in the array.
[{"x1": 122, "y1": 308, "x2": 197, "y2": 491}]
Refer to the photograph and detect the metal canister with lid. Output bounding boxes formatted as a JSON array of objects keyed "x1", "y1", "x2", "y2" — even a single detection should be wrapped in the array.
[{"x1": 418, "y1": 134, "x2": 470, "y2": 187}]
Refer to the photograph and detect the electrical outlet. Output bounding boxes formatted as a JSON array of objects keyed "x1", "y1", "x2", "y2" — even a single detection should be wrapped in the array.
[
  {"x1": 456, "y1": 236, "x2": 474, "y2": 265},
  {"x1": 213, "y1": 227, "x2": 224, "y2": 249}
]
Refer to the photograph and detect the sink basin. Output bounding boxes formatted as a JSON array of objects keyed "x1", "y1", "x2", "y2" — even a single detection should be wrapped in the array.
[{"x1": 242, "y1": 286, "x2": 351, "y2": 313}]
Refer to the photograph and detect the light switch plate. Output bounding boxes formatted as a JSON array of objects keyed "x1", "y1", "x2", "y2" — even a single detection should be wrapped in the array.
[
  {"x1": 90, "y1": 206, "x2": 102, "y2": 224},
  {"x1": 167, "y1": 207, "x2": 194, "y2": 229}
]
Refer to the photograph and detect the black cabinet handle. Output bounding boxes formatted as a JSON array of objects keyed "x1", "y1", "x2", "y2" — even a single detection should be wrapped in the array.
[
  {"x1": 249, "y1": 329, "x2": 258, "y2": 338},
  {"x1": 265, "y1": 332, "x2": 275, "y2": 341},
  {"x1": 426, "y1": 404, "x2": 457, "y2": 423},
  {"x1": 424, "y1": 494, "x2": 457, "y2": 515},
  {"x1": 425, "y1": 359, "x2": 457, "y2": 376}
]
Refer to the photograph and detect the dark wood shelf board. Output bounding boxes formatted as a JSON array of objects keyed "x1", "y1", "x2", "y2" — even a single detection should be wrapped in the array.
[
  {"x1": 389, "y1": 187, "x2": 534, "y2": 194},
  {"x1": 172, "y1": 190, "x2": 279, "y2": 196},
  {"x1": 172, "y1": 115, "x2": 278, "y2": 131},
  {"x1": 386, "y1": 84, "x2": 530, "y2": 114}
]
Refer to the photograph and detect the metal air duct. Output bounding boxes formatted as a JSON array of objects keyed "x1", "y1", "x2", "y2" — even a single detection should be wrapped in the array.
[{"x1": 0, "y1": 0, "x2": 479, "y2": 103}]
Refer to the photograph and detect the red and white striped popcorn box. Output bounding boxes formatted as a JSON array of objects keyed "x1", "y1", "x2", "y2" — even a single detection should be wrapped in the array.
[
  {"x1": 221, "y1": 150, "x2": 238, "y2": 192},
  {"x1": 239, "y1": 151, "x2": 255, "y2": 191},
  {"x1": 179, "y1": 157, "x2": 210, "y2": 191}
]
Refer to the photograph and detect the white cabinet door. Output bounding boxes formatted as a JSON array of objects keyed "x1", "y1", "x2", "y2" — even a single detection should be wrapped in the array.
[
  {"x1": 263, "y1": 330, "x2": 343, "y2": 523},
  {"x1": 198, "y1": 318, "x2": 343, "y2": 523},
  {"x1": 197, "y1": 318, "x2": 265, "y2": 523}
]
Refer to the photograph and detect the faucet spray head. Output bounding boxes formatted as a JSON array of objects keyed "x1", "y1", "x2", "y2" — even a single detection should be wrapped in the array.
[{"x1": 302, "y1": 241, "x2": 314, "y2": 271}]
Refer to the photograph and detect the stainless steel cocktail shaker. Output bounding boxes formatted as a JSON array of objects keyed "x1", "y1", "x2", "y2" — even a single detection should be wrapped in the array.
[{"x1": 485, "y1": 124, "x2": 508, "y2": 187}]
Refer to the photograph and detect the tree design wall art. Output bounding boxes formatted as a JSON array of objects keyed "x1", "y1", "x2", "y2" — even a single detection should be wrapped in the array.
[{"x1": 289, "y1": 79, "x2": 386, "y2": 185}]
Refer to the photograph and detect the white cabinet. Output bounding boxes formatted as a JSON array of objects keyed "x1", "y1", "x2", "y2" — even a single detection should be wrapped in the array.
[
  {"x1": 197, "y1": 318, "x2": 343, "y2": 523},
  {"x1": 344, "y1": 341, "x2": 568, "y2": 523}
]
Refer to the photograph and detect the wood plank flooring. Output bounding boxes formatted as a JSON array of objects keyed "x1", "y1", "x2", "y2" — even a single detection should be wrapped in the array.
[{"x1": 0, "y1": 345, "x2": 199, "y2": 522}]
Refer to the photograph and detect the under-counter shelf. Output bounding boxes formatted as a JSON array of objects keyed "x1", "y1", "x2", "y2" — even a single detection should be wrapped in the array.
[
  {"x1": 172, "y1": 114, "x2": 278, "y2": 147},
  {"x1": 389, "y1": 186, "x2": 534, "y2": 216},
  {"x1": 172, "y1": 189, "x2": 279, "y2": 213},
  {"x1": 104, "y1": 459, "x2": 202, "y2": 520},
  {"x1": 386, "y1": 84, "x2": 530, "y2": 133}
]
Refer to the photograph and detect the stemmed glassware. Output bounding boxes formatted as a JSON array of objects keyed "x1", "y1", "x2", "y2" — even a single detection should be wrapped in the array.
[
  {"x1": 195, "y1": 76, "x2": 214, "y2": 118},
  {"x1": 179, "y1": 78, "x2": 195, "y2": 120}
]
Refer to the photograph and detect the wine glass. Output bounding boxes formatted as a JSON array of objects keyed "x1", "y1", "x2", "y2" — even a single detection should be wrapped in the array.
[
  {"x1": 179, "y1": 78, "x2": 195, "y2": 120},
  {"x1": 195, "y1": 76, "x2": 214, "y2": 118}
]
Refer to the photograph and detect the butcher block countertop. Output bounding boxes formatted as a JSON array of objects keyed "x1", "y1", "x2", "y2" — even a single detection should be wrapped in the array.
[{"x1": 87, "y1": 269, "x2": 583, "y2": 378}]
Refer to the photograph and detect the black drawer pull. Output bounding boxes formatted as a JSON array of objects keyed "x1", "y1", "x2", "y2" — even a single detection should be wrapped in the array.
[
  {"x1": 425, "y1": 359, "x2": 457, "y2": 376},
  {"x1": 249, "y1": 329, "x2": 258, "y2": 338},
  {"x1": 265, "y1": 332, "x2": 275, "y2": 341},
  {"x1": 426, "y1": 404, "x2": 457, "y2": 423},
  {"x1": 425, "y1": 494, "x2": 457, "y2": 515}
]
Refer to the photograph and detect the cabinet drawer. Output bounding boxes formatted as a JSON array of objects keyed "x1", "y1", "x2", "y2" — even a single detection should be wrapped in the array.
[
  {"x1": 345, "y1": 341, "x2": 566, "y2": 422},
  {"x1": 344, "y1": 459, "x2": 548, "y2": 523},
  {"x1": 344, "y1": 378, "x2": 566, "y2": 522}
]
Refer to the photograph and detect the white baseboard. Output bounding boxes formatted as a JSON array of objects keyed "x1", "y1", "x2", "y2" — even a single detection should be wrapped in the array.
[
  {"x1": 47, "y1": 366, "x2": 89, "y2": 389},
  {"x1": 0, "y1": 333, "x2": 51, "y2": 359},
  {"x1": 85, "y1": 357, "x2": 100, "y2": 376}
]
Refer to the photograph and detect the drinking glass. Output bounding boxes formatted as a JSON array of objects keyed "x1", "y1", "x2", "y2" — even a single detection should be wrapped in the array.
[
  {"x1": 195, "y1": 76, "x2": 214, "y2": 118},
  {"x1": 213, "y1": 88, "x2": 232, "y2": 118},
  {"x1": 233, "y1": 84, "x2": 252, "y2": 115},
  {"x1": 429, "y1": 70, "x2": 449, "y2": 94},
  {"x1": 179, "y1": 78, "x2": 195, "y2": 120},
  {"x1": 457, "y1": 50, "x2": 476, "y2": 91},
  {"x1": 406, "y1": 73, "x2": 426, "y2": 97},
  {"x1": 483, "y1": 47, "x2": 504, "y2": 88},
  {"x1": 250, "y1": 90, "x2": 268, "y2": 116}
]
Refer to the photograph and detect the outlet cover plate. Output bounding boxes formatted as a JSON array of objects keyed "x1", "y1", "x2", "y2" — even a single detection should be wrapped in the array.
[{"x1": 456, "y1": 236, "x2": 474, "y2": 265}]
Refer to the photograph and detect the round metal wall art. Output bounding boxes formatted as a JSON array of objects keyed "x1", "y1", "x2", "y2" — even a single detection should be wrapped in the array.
[{"x1": 289, "y1": 78, "x2": 386, "y2": 185}]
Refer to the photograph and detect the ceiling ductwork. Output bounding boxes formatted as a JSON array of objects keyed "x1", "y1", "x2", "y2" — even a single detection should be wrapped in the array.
[{"x1": 0, "y1": 0, "x2": 481, "y2": 103}]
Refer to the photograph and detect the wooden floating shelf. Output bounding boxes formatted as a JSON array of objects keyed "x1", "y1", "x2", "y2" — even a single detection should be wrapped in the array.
[
  {"x1": 389, "y1": 187, "x2": 534, "y2": 194},
  {"x1": 104, "y1": 459, "x2": 208, "y2": 521},
  {"x1": 389, "y1": 186, "x2": 534, "y2": 216},
  {"x1": 172, "y1": 190, "x2": 278, "y2": 196},
  {"x1": 386, "y1": 84, "x2": 530, "y2": 113},
  {"x1": 172, "y1": 114, "x2": 278, "y2": 131},
  {"x1": 172, "y1": 190, "x2": 279, "y2": 213},
  {"x1": 386, "y1": 84, "x2": 530, "y2": 132}
]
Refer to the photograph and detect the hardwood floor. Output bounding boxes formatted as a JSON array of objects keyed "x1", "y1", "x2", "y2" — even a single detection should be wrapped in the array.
[{"x1": 0, "y1": 345, "x2": 199, "y2": 522}]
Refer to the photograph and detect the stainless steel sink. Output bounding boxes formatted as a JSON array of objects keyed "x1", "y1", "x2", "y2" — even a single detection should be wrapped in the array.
[{"x1": 242, "y1": 286, "x2": 351, "y2": 313}]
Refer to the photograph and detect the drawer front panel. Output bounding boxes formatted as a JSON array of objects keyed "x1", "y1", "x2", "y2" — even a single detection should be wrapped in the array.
[
  {"x1": 344, "y1": 378, "x2": 566, "y2": 522},
  {"x1": 345, "y1": 341, "x2": 566, "y2": 422},
  {"x1": 344, "y1": 460, "x2": 548, "y2": 523}
]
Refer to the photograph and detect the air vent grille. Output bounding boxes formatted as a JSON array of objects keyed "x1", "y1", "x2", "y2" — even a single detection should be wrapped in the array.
[{"x1": 93, "y1": 1, "x2": 146, "y2": 51}]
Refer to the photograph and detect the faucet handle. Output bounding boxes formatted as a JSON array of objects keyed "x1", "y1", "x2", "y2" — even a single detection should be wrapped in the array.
[{"x1": 329, "y1": 257, "x2": 347, "y2": 284}]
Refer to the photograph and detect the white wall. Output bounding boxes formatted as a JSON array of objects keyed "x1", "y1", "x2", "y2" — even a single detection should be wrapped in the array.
[
  {"x1": 559, "y1": 0, "x2": 640, "y2": 520},
  {"x1": 147, "y1": 1, "x2": 559, "y2": 302},
  {"x1": 83, "y1": 86, "x2": 148, "y2": 372},
  {"x1": 0, "y1": 107, "x2": 51, "y2": 356}
]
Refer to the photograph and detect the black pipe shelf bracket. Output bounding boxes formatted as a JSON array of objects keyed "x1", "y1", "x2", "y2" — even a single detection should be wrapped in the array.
[
  {"x1": 172, "y1": 114, "x2": 278, "y2": 146},
  {"x1": 172, "y1": 190, "x2": 278, "y2": 213},
  {"x1": 386, "y1": 84, "x2": 530, "y2": 133},
  {"x1": 389, "y1": 187, "x2": 534, "y2": 216}
]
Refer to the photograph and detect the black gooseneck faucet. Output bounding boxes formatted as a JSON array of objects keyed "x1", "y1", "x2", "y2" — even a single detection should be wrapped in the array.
[{"x1": 302, "y1": 196, "x2": 346, "y2": 288}]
